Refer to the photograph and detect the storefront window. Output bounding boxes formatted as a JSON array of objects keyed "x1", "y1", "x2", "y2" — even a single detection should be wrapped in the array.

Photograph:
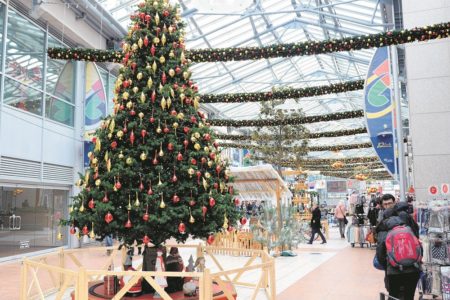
[
  {"x1": 0, "y1": 187, "x2": 68, "y2": 258},
  {"x1": 6, "y1": 9, "x2": 44, "y2": 92},
  {"x1": 4, "y1": 76, "x2": 42, "y2": 115},
  {"x1": 45, "y1": 95, "x2": 74, "y2": 126}
]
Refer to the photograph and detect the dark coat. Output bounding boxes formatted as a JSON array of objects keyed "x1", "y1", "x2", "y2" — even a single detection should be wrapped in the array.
[
  {"x1": 376, "y1": 216, "x2": 420, "y2": 276},
  {"x1": 310, "y1": 207, "x2": 322, "y2": 229}
]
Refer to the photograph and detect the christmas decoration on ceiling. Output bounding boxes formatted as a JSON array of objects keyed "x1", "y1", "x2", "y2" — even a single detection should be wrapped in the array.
[
  {"x1": 255, "y1": 156, "x2": 380, "y2": 165},
  {"x1": 209, "y1": 110, "x2": 364, "y2": 127},
  {"x1": 48, "y1": 21, "x2": 450, "y2": 63},
  {"x1": 62, "y1": 0, "x2": 241, "y2": 247},
  {"x1": 200, "y1": 80, "x2": 364, "y2": 103},
  {"x1": 216, "y1": 127, "x2": 367, "y2": 141},
  {"x1": 220, "y1": 141, "x2": 371, "y2": 152}
]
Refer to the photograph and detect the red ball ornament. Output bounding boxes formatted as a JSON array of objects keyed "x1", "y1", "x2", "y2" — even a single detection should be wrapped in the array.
[
  {"x1": 183, "y1": 127, "x2": 190, "y2": 134},
  {"x1": 227, "y1": 226, "x2": 234, "y2": 232},
  {"x1": 111, "y1": 141, "x2": 117, "y2": 150},
  {"x1": 115, "y1": 181, "x2": 122, "y2": 190},
  {"x1": 70, "y1": 227, "x2": 76, "y2": 235},
  {"x1": 145, "y1": 15, "x2": 151, "y2": 23},
  {"x1": 209, "y1": 197, "x2": 215, "y2": 207},
  {"x1": 191, "y1": 158, "x2": 197, "y2": 165},
  {"x1": 173, "y1": 83, "x2": 178, "y2": 90},
  {"x1": 139, "y1": 12, "x2": 145, "y2": 20},
  {"x1": 123, "y1": 80, "x2": 130, "y2": 88},
  {"x1": 213, "y1": 182, "x2": 219, "y2": 189},
  {"x1": 201, "y1": 157, "x2": 207, "y2": 164},
  {"x1": 143, "y1": 234, "x2": 150, "y2": 244},
  {"x1": 234, "y1": 198, "x2": 240, "y2": 206},
  {"x1": 207, "y1": 235, "x2": 215, "y2": 245},
  {"x1": 175, "y1": 66, "x2": 181, "y2": 74},
  {"x1": 125, "y1": 219, "x2": 132, "y2": 229},
  {"x1": 216, "y1": 165, "x2": 221, "y2": 174},
  {"x1": 170, "y1": 109, "x2": 177, "y2": 116},
  {"x1": 103, "y1": 192, "x2": 109, "y2": 203},
  {"x1": 178, "y1": 222, "x2": 186, "y2": 234},
  {"x1": 163, "y1": 10, "x2": 170, "y2": 17},
  {"x1": 143, "y1": 212, "x2": 149, "y2": 221},
  {"x1": 209, "y1": 153, "x2": 216, "y2": 160},
  {"x1": 183, "y1": 139, "x2": 189, "y2": 148},
  {"x1": 91, "y1": 137, "x2": 97, "y2": 143},
  {"x1": 203, "y1": 133, "x2": 210, "y2": 141},
  {"x1": 240, "y1": 217, "x2": 247, "y2": 225},
  {"x1": 88, "y1": 198, "x2": 95, "y2": 209},
  {"x1": 163, "y1": 127, "x2": 170, "y2": 134},
  {"x1": 168, "y1": 143, "x2": 174, "y2": 151},
  {"x1": 185, "y1": 98, "x2": 192, "y2": 105},
  {"x1": 190, "y1": 115, "x2": 197, "y2": 123},
  {"x1": 213, "y1": 141, "x2": 219, "y2": 149},
  {"x1": 82, "y1": 225, "x2": 89, "y2": 235},
  {"x1": 189, "y1": 199, "x2": 196, "y2": 206},
  {"x1": 172, "y1": 194, "x2": 180, "y2": 203},
  {"x1": 177, "y1": 152, "x2": 183, "y2": 161},
  {"x1": 141, "y1": 129, "x2": 147, "y2": 138},
  {"x1": 149, "y1": 116, "x2": 155, "y2": 123},
  {"x1": 105, "y1": 212, "x2": 113, "y2": 224},
  {"x1": 129, "y1": 109, "x2": 136, "y2": 116}
]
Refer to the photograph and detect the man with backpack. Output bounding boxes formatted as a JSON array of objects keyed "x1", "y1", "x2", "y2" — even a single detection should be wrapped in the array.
[{"x1": 376, "y1": 208, "x2": 421, "y2": 300}]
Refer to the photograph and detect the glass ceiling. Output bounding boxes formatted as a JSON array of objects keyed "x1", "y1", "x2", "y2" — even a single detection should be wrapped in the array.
[{"x1": 95, "y1": 0, "x2": 390, "y2": 161}]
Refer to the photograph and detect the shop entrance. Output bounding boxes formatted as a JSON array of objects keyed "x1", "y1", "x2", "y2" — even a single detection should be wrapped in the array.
[{"x1": 0, "y1": 186, "x2": 68, "y2": 259}]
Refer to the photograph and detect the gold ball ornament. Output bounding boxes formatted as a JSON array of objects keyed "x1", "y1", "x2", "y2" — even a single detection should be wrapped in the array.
[
  {"x1": 194, "y1": 143, "x2": 201, "y2": 151},
  {"x1": 153, "y1": 37, "x2": 160, "y2": 44},
  {"x1": 132, "y1": 43, "x2": 138, "y2": 51},
  {"x1": 225, "y1": 169, "x2": 231, "y2": 176},
  {"x1": 122, "y1": 92, "x2": 129, "y2": 100},
  {"x1": 137, "y1": 72, "x2": 143, "y2": 80},
  {"x1": 190, "y1": 136, "x2": 197, "y2": 142},
  {"x1": 116, "y1": 130, "x2": 124, "y2": 139},
  {"x1": 132, "y1": 86, "x2": 139, "y2": 93},
  {"x1": 138, "y1": 112, "x2": 144, "y2": 119},
  {"x1": 169, "y1": 50, "x2": 175, "y2": 58},
  {"x1": 140, "y1": 152, "x2": 147, "y2": 161},
  {"x1": 208, "y1": 160, "x2": 213, "y2": 167},
  {"x1": 173, "y1": 122, "x2": 179, "y2": 129},
  {"x1": 159, "y1": 56, "x2": 165, "y2": 64},
  {"x1": 194, "y1": 132, "x2": 200, "y2": 139},
  {"x1": 168, "y1": 69, "x2": 175, "y2": 77},
  {"x1": 126, "y1": 101, "x2": 133, "y2": 109},
  {"x1": 205, "y1": 172, "x2": 211, "y2": 179},
  {"x1": 87, "y1": 151, "x2": 93, "y2": 159},
  {"x1": 126, "y1": 157, "x2": 133, "y2": 165},
  {"x1": 95, "y1": 179, "x2": 101, "y2": 186},
  {"x1": 183, "y1": 71, "x2": 190, "y2": 80},
  {"x1": 177, "y1": 113, "x2": 184, "y2": 120},
  {"x1": 188, "y1": 168, "x2": 195, "y2": 175},
  {"x1": 118, "y1": 151, "x2": 124, "y2": 159},
  {"x1": 107, "y1": 133, "x2": 112, "y2": 139},
  {"x1": 204, "y1": 146, "x2": 210, "y2": 153}
]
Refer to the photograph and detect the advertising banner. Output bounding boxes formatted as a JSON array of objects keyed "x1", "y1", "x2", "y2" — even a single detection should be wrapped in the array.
[{"x1": 364, "y1": 47, "x2": 396, "y2": 178}]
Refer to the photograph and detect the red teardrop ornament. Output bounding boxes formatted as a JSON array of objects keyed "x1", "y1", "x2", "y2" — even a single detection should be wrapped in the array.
[
  {"x1": 125, "y1": 218, "x2": 132, "y2": 228},
  {"x1": 177, "y1": 152, "x2": 183, "y2": 161},
  {"x1": 147, "y1": 184, "x2": 153, "y2": 195},
  {"x1": 103, "y1": 192, "x2": 109, "y2": 203},
  {"x1": 105, "y1": 212, "x2": 113, "y2": 224},
  {"x1": 151, "y1": 90, "x2": 156, "y2": 103},
  {"x1": 143, "y1": 212, "x2": 149, "y2": 221},
  {"x1": 178, "y1": 222, "x2": 186, "y2": 234},
  {"x1": 209, "y1": 197, "x2": 215, "y2": 207},
  {"x1": 207, "y1": 235, "x2": 215, "y2": 245},
  {"x1": 130, "y1": 130, "x2": 135, "y2": 145},
  {"x1": 161, "y1": 72, "x2": 167, "y2": 85},
  {"x1": 139, "y1": 181, "x2": 144, "y2": 191},
  {"x1": 143, "y1": 36, "x2": 149, "y2": 47},
  {"x1": 202, "y1": 206, "x2": 207, "y2": 219},
  {"x1": 115, "y1": 181, "x2": 121, "y2": 190},
  {"x1": 141, "y1": 129, "x2": 147, "y2": 138},
  {"x1": 150, "y1": 44, "x2": 156, "y2": 56},
  {"x1": 88, "y1": 198, "x2": 95, "y2": 209}
]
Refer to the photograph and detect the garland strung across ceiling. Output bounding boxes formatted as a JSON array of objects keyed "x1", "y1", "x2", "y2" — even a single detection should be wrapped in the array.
[
  {"x1": 47, "y1": 22, "x2": 450, "y2": 63},
  {"x1": 200, "y1": 80, "x2": 363, "y2": 103},
  {"x1": 216, "y1": 127, "x2": 367, "y2": 141},
  {"x1": 209, "y1": 110, "x2": 364, "y2": 127},
  {"x1": 255, "y1": 156, "x2": 380, "y2": 165},
  {"x1": 220, "y1": 142, "x2": 372, "y2": 152}
]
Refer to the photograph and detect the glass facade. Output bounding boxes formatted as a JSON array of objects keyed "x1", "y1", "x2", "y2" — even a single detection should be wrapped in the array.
[{"x1": 0, "y1": 187, "x2": 68, "y2": 258}]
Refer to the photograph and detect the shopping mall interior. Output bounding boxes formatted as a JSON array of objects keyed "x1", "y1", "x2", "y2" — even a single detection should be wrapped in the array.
[{"x1": 0, "y1": 0, "x2": 449, "y2": 299}]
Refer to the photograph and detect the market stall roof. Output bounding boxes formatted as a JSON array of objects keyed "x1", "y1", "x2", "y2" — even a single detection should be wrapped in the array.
[{"x1": 230, "y1": 164, "x2": 292, "y2": 203}]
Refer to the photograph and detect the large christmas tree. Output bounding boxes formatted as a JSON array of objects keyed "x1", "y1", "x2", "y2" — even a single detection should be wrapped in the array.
[{"x1": 67, "y1": 0, "x2": 240, "y2": 248}]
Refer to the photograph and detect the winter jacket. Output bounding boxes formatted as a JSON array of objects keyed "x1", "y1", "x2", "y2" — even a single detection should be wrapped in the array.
[
  {"x1": 334, "y1": 204, "x2": 346, "y2": 219},
  {"x1": 310, "y1": 207, "x2": 322, "y2": 229},
  {"x1": 376, "y1": 216, "x2": 421, "y2": 276},
  {"x1": 395, "y1": 202, "x2": 419, "y2": 238}
]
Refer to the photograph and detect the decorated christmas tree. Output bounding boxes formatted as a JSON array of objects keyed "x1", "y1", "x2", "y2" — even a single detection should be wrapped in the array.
[{"x1": 66, "y1": 0, "x2": 240, "y2": 251}]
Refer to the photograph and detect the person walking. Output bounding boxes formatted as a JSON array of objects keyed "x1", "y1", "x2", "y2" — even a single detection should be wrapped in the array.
[
  {"x1": 376, "y1": 208, "x2": 421, "y2": 300},
  {"x1": 334, "y1": 200, "x2": 347, "y2": 239},
  {"x1": 308, "y1": 204, "x2": 327, "y2": 244}
]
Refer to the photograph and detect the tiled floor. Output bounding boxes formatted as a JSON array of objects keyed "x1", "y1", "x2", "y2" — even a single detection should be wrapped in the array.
[{"x1": 0, "y1": 227, "x2": 388, "y2": 300}]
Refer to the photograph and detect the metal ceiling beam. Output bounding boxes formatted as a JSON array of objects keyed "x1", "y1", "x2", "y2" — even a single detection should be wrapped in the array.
[{"x1": 107, "y1": 0, "x2": 139, "y2": 13}]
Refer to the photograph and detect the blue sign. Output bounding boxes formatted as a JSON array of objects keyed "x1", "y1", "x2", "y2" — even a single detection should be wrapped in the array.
[{"x1": 364, "y1": 47, "x2": 395, "y2": 178}]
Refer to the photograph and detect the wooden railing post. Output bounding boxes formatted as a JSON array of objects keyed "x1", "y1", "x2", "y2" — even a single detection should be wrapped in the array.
[
  {"x1": 270, "y1": 257, "x2": 276, "y2": 300},
  {"x1": 203, "y1": 268, "x2": 212, "y2": 300},
  {"x1": 20, "y1": 259, "x2": 28, "y2": 300},
  {"x1": 197, "y1": 242, "x2": 203, "y2": 258},
  {"x1": 261, "y1": 249, "x2": 268, "y2": 288},
  {"x1": 77, "y1": 267, "x2": 88, "y2": 300},
  {"x1": 59, "y1": 248, "x2": 65, "y2": 289}
]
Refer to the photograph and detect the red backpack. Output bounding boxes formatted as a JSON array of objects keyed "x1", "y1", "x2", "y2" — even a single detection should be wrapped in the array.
[{"x1": 386, "y1": 225, "x2": 422, "y2": 270}]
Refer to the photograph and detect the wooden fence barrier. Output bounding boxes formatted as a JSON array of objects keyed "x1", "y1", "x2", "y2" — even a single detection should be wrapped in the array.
[{"x1": 20, "y1": 244, "x2": 275, "y2": 300}]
